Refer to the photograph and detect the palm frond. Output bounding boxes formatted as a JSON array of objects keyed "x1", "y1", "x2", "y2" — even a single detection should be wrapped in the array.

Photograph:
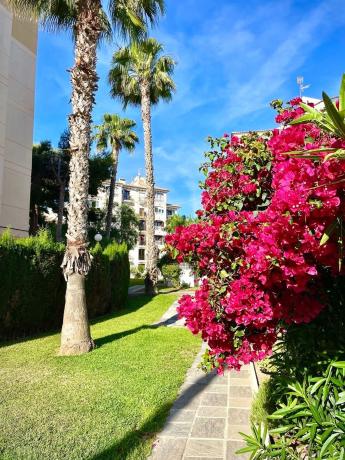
[
  {"x1": 94, "y1": 113, "x2": 138, "y2": 153},
  {"x1": 108, "y1": 0, "x2": 164, "y2": 40},
  {"x1": 109, "y1": 37, "x2": 176, "y2": 108}
]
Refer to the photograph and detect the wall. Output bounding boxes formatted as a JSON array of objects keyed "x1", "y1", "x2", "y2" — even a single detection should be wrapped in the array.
[{"x1": 0, "y1": 1, "x2": 37, "y2": 236}]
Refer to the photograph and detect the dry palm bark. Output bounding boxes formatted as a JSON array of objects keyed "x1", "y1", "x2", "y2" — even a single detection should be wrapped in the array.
[
  {"x1": 60, "y1": 0, "x2": 102, "y2": 355},
  {"x1": 141, "y1": 80, "x2": 159, "y2": 295},
  {"x1": 105, "y1": 146, "x2": 119, "y2": 239}
]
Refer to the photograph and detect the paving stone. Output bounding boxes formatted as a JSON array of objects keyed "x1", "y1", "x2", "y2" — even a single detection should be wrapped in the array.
[
  {"x1": 184, "y1": 457, "x2": 224, "y2": 460},
  {"x1": 228, "y1": 398, "x2": 251, "y2": 408},
  {"x1": 227, "y1": 424, "x2": 250, "y2": 441},
  {"x1": 185, "y1": 373, "x2": 218, "y2": 386},
  {"x1": 204, "y1": 384, "x2": 228, "y2": 394},
  {"x1": 201, "y1": 393, "x2": 227, "y2": 407},
  {"x1": 228, "y1": 408, "x2": 250, "y2": 425},
  {"x1": 191, "y1": 417, "x2": 226, "y2": 439},
  {"x1": 197, "y1": 406, "x2": 227, "y2": 418},
  {"x1": 160, "y1": 422, "x2": 191, "y2": 437},
  {"x1": 148, "y1": 298, "x2": 255, "y2": 460},
  {"x1": 179, "y1": 382, "x2": 207, "y2": 397},
  {"x1": 229, "y1": 370, "x2": 250, "y2": 379},
  {"x1": 184, "y1": 439, "x2": 224, "y2": 457},
  {"x1": 226, "y1": 440, "x2": 248, "y2": 460},
  {"x1": 149, "y1": 438, "x2": 187, "y2": 460},
  {"x1": 229, "y1": 378, "x2": 251, "y2": 386},
  {"x1": 167, "y1": 409, "x2": 196, "y2": 423},
  {"x1": 173, "y1": 392, "x2": 201, "y2": 410},
  {"x1": 230, "y1": 386, "x2": 252, "y2": 398}
]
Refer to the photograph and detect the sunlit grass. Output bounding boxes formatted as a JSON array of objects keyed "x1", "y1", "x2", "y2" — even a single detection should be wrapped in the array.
[{"x1": 0, "y1": 293, "x2": 200, "y2": 460}]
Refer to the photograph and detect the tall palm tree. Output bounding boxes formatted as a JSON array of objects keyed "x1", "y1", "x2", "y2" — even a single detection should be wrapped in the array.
[
  {"x1": 94, "y1": 114, "x2": 138, "y2": 238},
  {"x1": 7, "y1": 0, "x2": 164, "y2": 355},
  {"x1": 109, "y1": 38, "x2": 175, "y2": 295}
]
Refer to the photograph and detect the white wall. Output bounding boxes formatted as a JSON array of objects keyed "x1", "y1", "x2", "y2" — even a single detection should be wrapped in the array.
[{"x1": 0, "y1": 2, "x2": 37, "y2": 236}]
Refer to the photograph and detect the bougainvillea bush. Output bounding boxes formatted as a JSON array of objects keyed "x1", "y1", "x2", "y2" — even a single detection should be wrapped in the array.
[{"x1": 166, "y1": 100, "x2": 345, "y2": 372}]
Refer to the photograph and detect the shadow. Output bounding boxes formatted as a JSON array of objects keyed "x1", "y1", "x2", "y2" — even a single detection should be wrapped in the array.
[
  {"x1": 0, "y1": 294, "x2": 154, "y2": 348},
  {"x1": 157, "y1": 287, "x2": 182, "y2": 294},
  {"x1": 90, "y1": 370, "x2": 217, "y2": 460},
  {"x1": 94, "y1": 314, "x2": 182, "y2": 348},
  {"x1": 89, "y1": 295, "x2": 154, "y2": 327}
]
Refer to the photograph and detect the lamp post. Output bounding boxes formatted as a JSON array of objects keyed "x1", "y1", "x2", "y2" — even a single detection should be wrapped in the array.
[{"x1": 94, "y1": 233, "x2": 102, "y2": 243}]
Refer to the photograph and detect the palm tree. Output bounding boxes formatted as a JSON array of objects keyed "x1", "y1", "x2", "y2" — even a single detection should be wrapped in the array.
[
  {"x1": 109, "y1": 38, "x2": 175, "y2": 295},
  {"x1": 94, "y1": 114, "x2": 138, "y2": 238},
  {"x1": 7, "y1": 0, "x2": 164, "y2": 355}
]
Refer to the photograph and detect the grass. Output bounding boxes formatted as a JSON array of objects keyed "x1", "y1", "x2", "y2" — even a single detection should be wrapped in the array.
[
  {"x1": 129, "y1": 278, "x2": 145, "y2": 287},
  {"x1": 0, "y1": 293, "x2": 200, "y2": 460}
]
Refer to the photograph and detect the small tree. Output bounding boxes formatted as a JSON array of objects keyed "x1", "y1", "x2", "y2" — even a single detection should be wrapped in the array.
[
  {"x1": 7, "y1": 0, "x2": 165, "y2": 355},
  {"x1": 94, "y1": 114, "x2": 138, "y2": 239},
  {"x1": 111, "y1": 204, "x2": 139, "y2": 250},
  {"x1": 109, "y1": 38, "x2": 175, "y2": 295}
]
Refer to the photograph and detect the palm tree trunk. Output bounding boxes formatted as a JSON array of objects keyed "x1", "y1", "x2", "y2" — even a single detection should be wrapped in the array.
[
  {"x1": 56, "y1": 181, "x2": 65, "y2": 242},
  {"x1": 141, "y1": 80, "x2": 158, "y2": 295},
  {"x1": 105, "y1": 146, "x2": 119, "y2": 239},
  {"x1": 60, "y1": 0, "x2": 102, "y2": 355}
]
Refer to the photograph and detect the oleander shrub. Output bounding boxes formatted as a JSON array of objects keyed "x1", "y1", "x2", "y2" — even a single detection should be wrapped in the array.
[
  {"x1": 0, "y1": 230, "x2": 129, "y2": 340},
  {"x1": 239, "y1": 361, "x2": 345, "y2": 459}
]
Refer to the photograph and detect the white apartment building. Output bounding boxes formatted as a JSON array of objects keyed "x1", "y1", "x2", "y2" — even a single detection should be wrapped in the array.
[
  {"x1": 91, "y1": 175, "x2": 180, "y2": 267},
  {"x1": 0, "y1": 1, "x2": 37, "y2": 236}
]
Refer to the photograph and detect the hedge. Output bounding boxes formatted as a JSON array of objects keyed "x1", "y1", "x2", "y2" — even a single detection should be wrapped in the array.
[{"x1": 0, "y1": 230, "x2": 129, "y2": 340}]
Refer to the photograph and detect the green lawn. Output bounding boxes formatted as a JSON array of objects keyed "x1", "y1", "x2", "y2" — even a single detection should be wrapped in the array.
[
  {"x1": 0, "y1": 294, "x2": 200, "y2": 460},
  {"x1": 129, "y1": 278, "x2": 145, "y2": 287}
]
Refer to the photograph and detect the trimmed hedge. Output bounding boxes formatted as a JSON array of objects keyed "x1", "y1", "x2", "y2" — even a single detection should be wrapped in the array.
[{"x1": 0, "y1": 230, "x2": 129, "y2": 340}]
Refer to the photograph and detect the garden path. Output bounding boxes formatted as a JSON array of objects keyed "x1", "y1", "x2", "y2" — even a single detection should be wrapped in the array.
[{"x1": 149, "y1": 298, "x2": 252, "y2": 460}]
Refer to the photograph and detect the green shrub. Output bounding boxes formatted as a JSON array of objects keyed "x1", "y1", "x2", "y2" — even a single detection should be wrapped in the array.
[
  {"x1": 240, "y1": 362, "x2": 345, "y2": 459},
  {"x1": 0, "y1": 231, "x2": 129, "y2": 340},
  {"x1": 241, "y1": 273, "x2": 345, "y2": 458},
  {"x1": 103, "y1": 242, "x2": 130, "y2": 309},
  {"x1": 161, "y1": 263, "x2": 181, "y2": 287}
]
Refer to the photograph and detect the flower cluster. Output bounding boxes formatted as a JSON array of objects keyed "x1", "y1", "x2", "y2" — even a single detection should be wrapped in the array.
[{"x1": 166, "y1": 103, "x2": 345, "y2": 372}]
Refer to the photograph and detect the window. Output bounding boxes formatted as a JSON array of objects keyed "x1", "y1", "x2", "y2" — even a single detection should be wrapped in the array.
[
  {"x1": 167, "y1": 209, "x2": 173, "y2": 216},
  {"x1": 123, "y1": 189, "x2": 131, "y2": 200},
  {"x1": 155, "y1": 235, "x2": 163, "y2": 244},
  {"x1": 139, "y1": 234, "x2": 146, "y2": 245},
  {"x1": 139, "y1": 208, "x2": 145, "y2": 217},
  {"x1": 155, "y1": 207, "x2": 164, "y2": 214},
  {"x1": 139, "y1": 220, "x2": 146, "y2": 231},
  {"x1": 139, "y1": 249, "x2": 145, "y2": 261},
  {"x1": 155, "y1": 192, "x2": 164, "y2": 203},
  {"x1": 154, "y1": 220, "x2": 164, "y2": 229}
]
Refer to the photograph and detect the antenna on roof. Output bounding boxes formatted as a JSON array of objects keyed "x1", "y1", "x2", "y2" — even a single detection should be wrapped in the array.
[{"x1": 297, "y1": 76, "x2": 311, "y2": 98}]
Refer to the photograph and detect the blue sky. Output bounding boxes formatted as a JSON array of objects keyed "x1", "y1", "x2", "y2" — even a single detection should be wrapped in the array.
[{"x1": 34, "y1": 0, "x2": 345, "y2": 215}]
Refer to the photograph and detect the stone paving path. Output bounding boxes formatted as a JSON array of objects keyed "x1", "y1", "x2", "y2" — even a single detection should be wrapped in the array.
[{"x1": 149, "y1": 300, "x2": 253, "y2": 460}]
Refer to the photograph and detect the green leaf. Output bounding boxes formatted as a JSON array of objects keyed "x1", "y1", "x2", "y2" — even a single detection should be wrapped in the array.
[
  {"x1": 322, "y1": 91, "x2": 345, "y2": 137},
  {"x1": 310, "y1": 378, "x2": 326, "y2": 394},
  {"x1": 299, "y1": 102, "x2": 321, "y2": 114},
  {"x1": 320, "y1": 432, "x2": 339, "y2": 457},
  {"x1": 324, "y1": 149, "x2": 345, "y2": 162},
  {"x1": 236, "y1": 446, "x2": 257, "y2": 454},
  {"x1": 320, "y1": 219, "x2": 339, "y2": 246},
  {"x1": 289, "y1": 113, "x2": 321, "y2": 125},
  {"x1": 332, "y1": 361, "x2": 345, "y2": 369},
  {"x1": 339, "y1": 74, "x2": 345, "y2": 112}
]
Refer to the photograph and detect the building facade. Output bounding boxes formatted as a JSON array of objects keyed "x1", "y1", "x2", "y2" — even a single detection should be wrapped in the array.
[
  {"x1": 0, "y1": 1, "x2": 37, "y2": 236},
  {"x1": 91, "y1": 175, "x2": 180, "y2": 267}
]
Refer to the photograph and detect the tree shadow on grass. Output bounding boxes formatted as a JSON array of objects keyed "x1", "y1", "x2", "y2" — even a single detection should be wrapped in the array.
[
  {"x1": 0, "y1": 295, "x2": 154, "y2": 348},
  {"x1": 90, "y1": 370, "x2": 216, "y2": 460},
  {"x1": 94, "y1": 315, "x2": 182, "y2": 348}
]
